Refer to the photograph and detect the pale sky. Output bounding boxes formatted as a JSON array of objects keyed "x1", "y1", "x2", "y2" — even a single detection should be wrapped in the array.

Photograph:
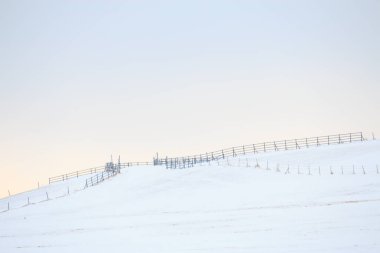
[{"x1": 0, "y1": 0, "x2": 379, "y2": 198}]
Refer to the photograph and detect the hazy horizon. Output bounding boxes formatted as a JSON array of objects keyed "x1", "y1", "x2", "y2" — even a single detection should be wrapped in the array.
[{"x1": 1, "y1": 0, "x2": 379, "y2": 198}]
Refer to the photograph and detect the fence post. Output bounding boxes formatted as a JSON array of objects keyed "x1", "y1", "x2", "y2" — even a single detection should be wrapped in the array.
[
  {"x1": 317, "y1": 137, "x2": 319, "y2": 146},
  {"x1": 284, "y1": 140, "x2": 287, "y2": 150},
  {"x1": 253, "y1": 144, "x2": 256, "y2": 153},
  {"x1": 264, "y1": 143, "x2": 266, "y2": 152},
  {"x1": 285, "y1": 165, "x2": 290, "y2": 174},
  {"x1": 338, "y1": 134, "x2": 341, "y2": 144},
  {"x1": 306, "y1": 138, "x2": 308, "y2": 148},
  {"x1": 328, "y1": 136, "x2": 330, "y2": 145},
  {"x1": 350, "y1": 133, "x2": 352, "y2": 143}
]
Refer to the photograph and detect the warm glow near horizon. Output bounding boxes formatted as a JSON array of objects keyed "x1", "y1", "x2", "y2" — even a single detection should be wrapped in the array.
[{"x1": 0, "y1": 0, "x2": 379, "y2": 198}]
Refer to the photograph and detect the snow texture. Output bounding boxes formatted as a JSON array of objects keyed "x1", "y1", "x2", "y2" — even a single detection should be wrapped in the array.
[{"x1": 0, "y1": 140, "x2": 380, "y2": 252}]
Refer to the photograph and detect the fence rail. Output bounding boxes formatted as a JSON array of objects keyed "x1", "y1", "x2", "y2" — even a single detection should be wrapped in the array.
[
  {"x1": 120, "y1": 162, "x2": 153, "y2": 167},
  {"x1": 49, "y1": 161, "x2": 153, "y2": 184},
  {"x1": 155, "y1": 132, "x2": 365, "y2": 169},
  {"x1": 48, "y1": 166, "x2": 105, "y2": 184}
]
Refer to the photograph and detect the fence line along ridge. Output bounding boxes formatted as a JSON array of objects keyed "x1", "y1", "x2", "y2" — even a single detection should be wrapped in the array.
[{"x1": 154, "y1": 132, "x2": 365, "y2": 169}]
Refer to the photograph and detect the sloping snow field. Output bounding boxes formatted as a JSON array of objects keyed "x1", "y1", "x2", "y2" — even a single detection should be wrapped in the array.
[{"x1": 1, "y1": 141, "x2": 380, "y2": 252}]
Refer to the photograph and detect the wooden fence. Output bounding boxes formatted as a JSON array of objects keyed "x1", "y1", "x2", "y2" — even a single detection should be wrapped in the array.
[
  {"x1": 49, "y1": 161, "x2": 153, "y2": 184},
  {"x1": 154, "y1": 132, "x2": 365, "y2": 169},
  {"x1": 48, "y1": 132, "x2": 366, "y2": 181},
  {"x1": 48, "y1": 166, "x2": 105, "y2": 184},
  {"x1": 83, "y1": 170, "x2": 119, "y2": 188}
]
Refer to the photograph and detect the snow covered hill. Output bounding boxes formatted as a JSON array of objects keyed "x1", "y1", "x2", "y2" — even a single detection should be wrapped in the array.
[{"x1": 1, "y1": 141, "x2": 380, "y2": 253}]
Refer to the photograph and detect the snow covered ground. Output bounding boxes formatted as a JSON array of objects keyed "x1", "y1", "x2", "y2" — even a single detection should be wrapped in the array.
[{"x1": 0, "y1": 140, "x2": 379, "y2": 252}]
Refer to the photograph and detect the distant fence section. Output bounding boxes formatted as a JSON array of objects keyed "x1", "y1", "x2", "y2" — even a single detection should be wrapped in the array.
[
  {"x1": 49, "y1": 161, "x2": 153, "y2": 184},
  {"x1": 49, "y1": 166, "x2": 105, "y2": 184},
  {"x1": 154, "y1": 132, "x2": 365, "y2": 169},
  {"x1": 84, "y1": 169, "x2": 119, "y2": 188},
  {"x1": 2, "y1": 161, "x2": 126, "y2": 212}
]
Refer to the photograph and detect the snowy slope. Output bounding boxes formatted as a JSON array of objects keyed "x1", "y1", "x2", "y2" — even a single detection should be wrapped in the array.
[
  {"x1": 0, "y1": 175, "x2": 90, "y2": 212},
  {"x1": 0, "y1": 141, "x2": 380, "y2": 253}
]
